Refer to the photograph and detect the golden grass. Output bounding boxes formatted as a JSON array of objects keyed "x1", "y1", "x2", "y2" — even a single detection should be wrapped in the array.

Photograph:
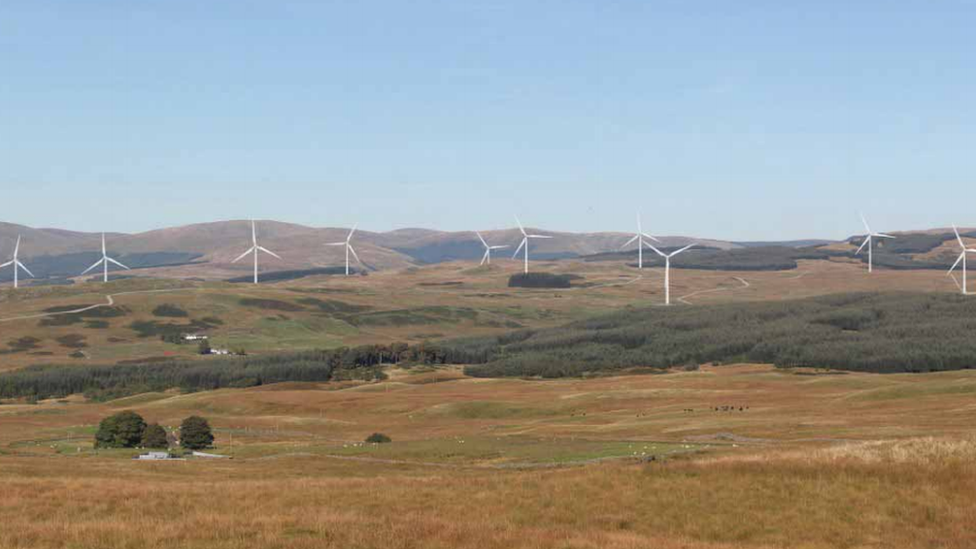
[
  {"x1": 1, "y1": 450, "x2": 974, "y2": 549},
  {"x1": 3, "y1": 365, "x2": 976, "y2": 548}
]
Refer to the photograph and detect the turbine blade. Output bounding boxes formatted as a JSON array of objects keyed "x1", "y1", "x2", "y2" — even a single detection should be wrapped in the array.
[
  {"x1": 476, "y1": 231, "x2": 488, "y2": 247},
  {"x1": 490, "y1": 245, "x2": 509, "y2": 250},
  {"x1": 16, "y1": 261, "x2": 34, "y2": 278},
  {"x1": 348, "y1": 245, "x2": 362, "y2": 265},
  {"x1": 81, "y1": 258, "x2": 104, "y2": 275},
  {"x1": 13, "y1": 235, "x2": 20, "y2": 258},
  {"x1": 514, "y1": 216, "x2": 526, "y2": 236},
  {"x1": 513, "y1": 238, "x2": 526, "y2": 259},
  {"x1": 855, "y1": 236, "x2": 870, "y2": 255},
  {"x1": 620, "y1": 235, "x2": 639, "y2": 250},
  {"x1": 347, "y1": 223, "x2": 358, "y2": 242},
  {"x1": 875, "y1": 233, "x2": 895, "y2": 239},
  {"x1": 636, "y1": 213, "x2": 642, "y2": 234},
  {"x1": 949, "y1": 252, "x2": 965, "y2": 274},
  {"x1": 641, "y1": 232, "x2": 661, "y2": 243},
  {"x1": 252, "y1": 220, "x2": 257, "y2": 245},
  {"x1": 107, "y1": 257, "x2": 130, "y2": 270},
  {"x1": 232, "y1": 247, "x2": 255, "y2": 263},
  {"x1": 646, "y1": 244, "x2": 667, "y2": 258},
  {"x1": 480, "y1": 250, "x2": 489, "y2": 266},
  {"x1": 860, "y1": 212, "x2": 871, "y2": 234},
  {"x1": 326, "y1": 242, "x2": 346, "y2": 246},
  {"x1": 101, "y1": 233, "x2": 106, "y2": 255},
  {"x1": 527, "y1": 234, "x2": 552, "y2": 239},
  {"x1": 258, "y1": 246, "x2": 282, "y2": 260},
  {"x1": 0, "y1": 260, "x2": 13, "y2": 269},
  {"x1": 670, "y1": 244, "x2": 696, "y2": 257},
  {"x1": 954, "y1": 225, "x2": 966, "y2": 249}
]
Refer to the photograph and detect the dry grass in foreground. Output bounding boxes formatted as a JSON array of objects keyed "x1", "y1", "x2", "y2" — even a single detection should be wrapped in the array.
[{"x1": 1, "y1": 439, "x2": 975, "y2": 549}]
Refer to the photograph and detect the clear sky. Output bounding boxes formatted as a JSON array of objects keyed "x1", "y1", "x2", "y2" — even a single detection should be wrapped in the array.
[{"x1": 2, "y1": 1, "x2": 974, "y2": 240}]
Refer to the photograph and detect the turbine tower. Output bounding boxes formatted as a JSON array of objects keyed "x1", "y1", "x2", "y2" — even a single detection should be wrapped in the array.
[
  {"x1": 327, "y1": 224, "x2": 361, "y2": 276},
  {"x1": 512, "y1": 216, "x2": 552, "y2": 274},
  {"x1": 855, "y1": 213, "x2": 895, "y2": 273},
  {"x1": 647, "y1": 243, "x2": 695, "y2": 306},
  {"x1": 81, "y1": 233, "x2": 130, "y2": 283},
  {"x1": 231, "y1": 220, "x2": 281, "y2": 284},
  {"x1": 948, "y1": 225, "x2": 976, "y2": 295},
  {"x1": 1, "y1": 236, "x2": 34, "y2": 289},
  {"x1": 619, "y1": 213, "x2": 660, "y2": 269},
  {"x1": 476, "y1": 231, "x2": 508, "y2": 266}
]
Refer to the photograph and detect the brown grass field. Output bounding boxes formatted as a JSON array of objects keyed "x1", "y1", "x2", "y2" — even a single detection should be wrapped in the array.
[
  {"x1": 2, "y1": 364, "x2": 976, "y2": 548},
  {"x1": 2, "y1": 257, "x2": 975, "y2": 548}
]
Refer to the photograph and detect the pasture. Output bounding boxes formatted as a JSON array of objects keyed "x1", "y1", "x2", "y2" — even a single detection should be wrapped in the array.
[{"x1": 2, "y1": 365, "x2": 976, "y2": 548}]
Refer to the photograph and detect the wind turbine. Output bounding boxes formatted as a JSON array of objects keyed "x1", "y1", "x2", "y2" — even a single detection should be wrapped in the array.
[
  {"x1": 619, "y1": 213, "x2": 660, "y2": 269},
  {"x1": 81, "y1": 233, "x2": 130, "y2": 283},
  {"x1": 947, "y1": 225, "x2": 976, "y2": 295},
  {"x1": 647, "y1": 243, "x2": 695, "y2": 306},
  {"x1": 512, "y1": 216, "x2": 552, "y2": 274},
  {"x1": 476, "y1": 231, "x2": 508, "y2": 266},
  {"x1": 854, "y1": 213, "x2": 895, "y2": 273},
  {"x1": 231, "y1": 220, "x2": 281, "y2": 284},
  {"x1": 327, "y1": 224, "x2": 361, "y2": 276},
  {"x1": 1, "y1": 236, "x2": 34, "y2": 289}
]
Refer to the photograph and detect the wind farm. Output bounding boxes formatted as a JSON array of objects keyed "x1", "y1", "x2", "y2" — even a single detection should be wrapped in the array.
[{"x1": 4, "y1": 1, "x2": 976, "y2": 547}]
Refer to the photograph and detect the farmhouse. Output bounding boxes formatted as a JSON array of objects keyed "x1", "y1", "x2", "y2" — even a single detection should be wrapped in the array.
[{"x1": 135, "y1": 451, "x2": 180, "y2": 461}]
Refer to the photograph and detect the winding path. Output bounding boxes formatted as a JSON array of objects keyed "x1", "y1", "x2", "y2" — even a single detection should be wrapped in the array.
[
  {"x1": 0, "y1": 288, "x2": 194, "y2": 324},
  {"x1": 677, "y1": 276, "x2": 750, "y2": 305}
]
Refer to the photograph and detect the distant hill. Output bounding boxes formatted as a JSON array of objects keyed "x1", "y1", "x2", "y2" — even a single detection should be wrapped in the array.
[{"x1": 2, "y1": 220, "x2": 971, "y2": 283}]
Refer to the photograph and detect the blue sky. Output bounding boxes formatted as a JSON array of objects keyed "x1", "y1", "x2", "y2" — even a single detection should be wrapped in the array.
[{"x1": 2, "y1": 1, "x2": 974, "y2": 240}]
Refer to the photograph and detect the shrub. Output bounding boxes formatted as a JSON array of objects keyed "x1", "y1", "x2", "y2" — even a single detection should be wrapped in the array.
[
  {"x1": 180, "y1": 416, "x2": 214, "y2": 450},
  {"x1": 56, "y1": 334, "x2": 88, "y2": 349},
  {"x1": 508, "y1": 273, "x2": 575, "y2": 289},
  {"x1": 365, "y1": 432, "x2": 392, "y2": 444},
  {"x1": 152, "y1": 304, "x2": 188, "y2": 318},
  {"x1": 94, "y1": 411, "x2": 147, "y2": 449}
]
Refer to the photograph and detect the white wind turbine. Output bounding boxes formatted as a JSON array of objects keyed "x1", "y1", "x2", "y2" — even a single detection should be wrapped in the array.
[
  {"x1": 81, "y1": 233, "x2": 130, "y2": 283},
  {"x1": 231, "y1": 220, "x2": 281, "y2": 284},
  {"x1": 327, "y1": 224, "x2": 361, "y2": 276},
  {"x1": 1, "y1": 236, "x2": 34, "y2": 289},
  {"x1": 855, "y1": 213, "x2": 895, "y2": 273},
  {"x1": 647, "y1": 243, "x2": 695, "y2": 306},
  {"x1": 476, "y1": 231, "x2": 508, "y2": 266},
  {"x1": 947, "y1": 225, "x2": 976, "y2": 295},
  {"x1": 619, "y1": 213, "x2": 660, "y2": 269},
  {"x1": 512, "y1": 216, "x2": 552, "y2": 274}
]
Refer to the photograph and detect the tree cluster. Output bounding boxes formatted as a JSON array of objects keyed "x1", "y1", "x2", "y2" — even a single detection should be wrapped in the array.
[
  {"x1": 444, "y1": 292, "x2": 976, "y2": 377},
  {"x1": 93, "y1": 411, "x2": 214, "y2": 450}
]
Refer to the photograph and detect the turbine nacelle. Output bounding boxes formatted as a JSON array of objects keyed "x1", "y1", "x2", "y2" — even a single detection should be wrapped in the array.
[
  {"x1": 646, "y1": 243, "x2": 696, "y2": 306},
  {"x1": 231, "y1": 220, "x2": 281, "y2": 284},
  {"x1": 854, "y1": 213, "x2": 895, "y2": 273},
  {"x1": 947, "y1": 225, "x2": 976, "y2": 295},
  {"x1": 619, "y1": 214, "x2": 661, "y2": 270},
  {"x1": 80, "y1": 233, "x2": 130, "y2": 283},
  {"x1": 327, "y1": 224, "x2": 362, "y2": 276},
  {"x1": 1, "y1": 235, "x2": 35, "y2": 289},
  {"x1": 512, "y1": 216, "x2": 553, "y2": 274},
  {"x1": 476, "y1": 231, "x2": 508, "y2": 266}
]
